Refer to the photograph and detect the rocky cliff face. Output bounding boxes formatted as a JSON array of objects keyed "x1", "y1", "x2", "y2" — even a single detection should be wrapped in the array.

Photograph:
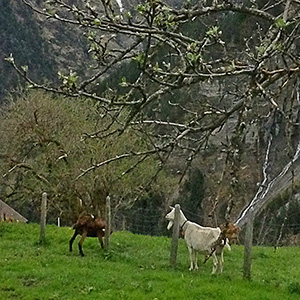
[
  {"x1": 2, "y1": 0, "x2": 300, "y2": 243},
  {"x1": 0, "y1": 0, "x2": 97, "y2": 99},
  {"x1": 0, "y1": 0, "x2": 54, "y2": 98}
]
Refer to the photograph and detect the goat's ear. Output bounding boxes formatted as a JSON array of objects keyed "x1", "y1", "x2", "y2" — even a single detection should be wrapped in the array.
[{"x1": 169, "y1": 206, "x2": 174, "y2": 210}]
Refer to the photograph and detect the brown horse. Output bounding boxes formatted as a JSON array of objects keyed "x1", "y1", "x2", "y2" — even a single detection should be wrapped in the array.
[{"x1": 69, "y1": 215, "x2": 106, "y2": 256}]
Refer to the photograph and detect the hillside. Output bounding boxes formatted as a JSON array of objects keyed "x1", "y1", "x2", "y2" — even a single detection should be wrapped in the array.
[
  {"x1": 1, "y1": 0, "x2": 300, "y2": 248},
  {"x1": 0, "y1": 0, "x2": 54, "y2": 98},
  {"x1": 0, "y1": 0, "x2": 93, "y2": 99},
  {"x1": 0, "y1": 0, "x2": 148, "y2": 99},
  {"x1": 1, "y1": 222, "x2": 300, "y2": 299}
]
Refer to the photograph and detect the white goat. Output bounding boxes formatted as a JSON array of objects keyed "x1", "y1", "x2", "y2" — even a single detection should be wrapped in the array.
[{"x1": 165, "y1": 206, "x2": 231, "y2": 274}]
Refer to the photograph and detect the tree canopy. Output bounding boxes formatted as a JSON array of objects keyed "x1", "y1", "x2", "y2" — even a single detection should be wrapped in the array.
[{"x1": 0, "y1": 92, "x2": 176, "y2": 223}]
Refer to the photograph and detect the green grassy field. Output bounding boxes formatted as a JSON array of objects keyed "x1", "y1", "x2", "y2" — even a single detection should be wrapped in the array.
[{"x1": 1, "y1": 222, "x2": 300, "y2": 300}]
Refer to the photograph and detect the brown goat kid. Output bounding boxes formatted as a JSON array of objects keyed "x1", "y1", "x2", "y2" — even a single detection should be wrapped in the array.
[
  {"x1": 69, "y1": 215, "x2": 106, "y2": 256},
  {"x1": 220, "y1": 222, "x2": 240, "y2": 244}
]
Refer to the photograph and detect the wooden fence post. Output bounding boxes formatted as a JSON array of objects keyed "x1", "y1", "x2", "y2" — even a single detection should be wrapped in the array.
[
  {"x1": 170, "y1": 204, "x2": 180, "y2": 267},
  {"x1": 243, "y1": 209, "x2": 254, "y2": 279},
  {"x1": 39, "y1": 192, "x2": 47, "y2": 244},
  {"x1": 105, "y1": 195, "x2": 111, "y2": 250}
]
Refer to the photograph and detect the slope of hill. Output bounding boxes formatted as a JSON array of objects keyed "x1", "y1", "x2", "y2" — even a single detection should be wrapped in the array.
[
  {"x1": 1, "y1": 222, "x2": 300, "y2": 299},
  {"x1": 1, "y1": 0, "x2": 300, "y2": 246},
  {"x1": 0, "y1": 0, "x2": 92, "y2": 100},
  {"x1": 0, "y1": 0, "x2": 54, "y2": 98}
]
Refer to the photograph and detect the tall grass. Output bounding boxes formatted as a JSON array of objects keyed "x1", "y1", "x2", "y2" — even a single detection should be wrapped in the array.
[{"x1": 1, "y1": 222, "x2": 300, "y2": 299}]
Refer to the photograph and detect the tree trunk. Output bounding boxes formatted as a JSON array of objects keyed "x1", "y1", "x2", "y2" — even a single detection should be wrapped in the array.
[{"x1": 243, "y1": 209, "x2": 254, "y2": 279}]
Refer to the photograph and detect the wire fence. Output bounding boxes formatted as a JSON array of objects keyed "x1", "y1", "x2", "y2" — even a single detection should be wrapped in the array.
[
  {"x1": 34, "y1": 195, "x2": 300, "y2": 248},
  {"x1": 112, "y1": 205, "x2": 207, "y2": 236},
  {"x1": 113, "y1": 208, "x2": 168, "y2": 237},
  {"x1": 111, "y1": 205, "x2": 300, "y2": 247}
]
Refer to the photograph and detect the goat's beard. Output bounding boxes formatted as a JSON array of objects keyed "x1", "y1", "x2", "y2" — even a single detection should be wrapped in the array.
[{"x1": 167, "y1": 220, "x2": 173, "y2": 230}]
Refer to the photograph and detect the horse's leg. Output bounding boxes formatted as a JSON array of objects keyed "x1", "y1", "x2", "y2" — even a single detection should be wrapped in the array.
[
  {"x1": 69, "y1": 231, "x2": 78, "y2": 252},
  {"x1": 97, "y1": 232, "x2": 104, "y2": 249},
  {"x1": 78, "y1": 231, "x2": 87, "y2": 256}
]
